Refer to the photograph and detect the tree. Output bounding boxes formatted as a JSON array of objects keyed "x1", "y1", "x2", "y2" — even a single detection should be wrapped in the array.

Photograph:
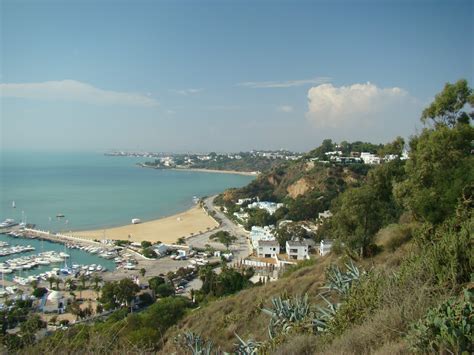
[
  {"x1": 330, "y1": 185, "x2": 388, "y2": 257},
  {"x1": 394, "y1": 123, "x2": 474, "y2": 224},
  {"x1": 141, "y1": 241, "x2": 152, "y2": 248},
  {"x1": 79, "y1": 274, "x2": 88, "y2": 290},
  {"x1": 64, "y1": 278, "x2": 76, "y2": 291},
  {"x1": 67, "y1": 300, "x2": 83, "y2": 320},
  {"x1": 378, "y1": 136, "x2": 405, "y2": 156},
  {"x1": 148, "y1": 276, "x2": 166, "y2": 296},
  {"x1": 91, "y1": 275, "x2": 103, "y2": 290},
  {"x1": 54, "y1": 278, "x2": 62, "y2": 290},
  {"x1": 115, "y1": 278, "x2": 140, "y2": 308},
  {"x1": 99, "y1": 282, "x2": 119, "y2": 310},
  {"x1": 421, "y1": 79, "x2": 473, "y2": 127},
  {"x1": 154, "y1": 283, "x2": 175, "y2": 298},
  {"x1": 246, "y1": 209, "x2": 275, "y2": 229},
  {"x1": 209, "y1": 231, "x2": 237, "y2": 249},
  {"x1": 142, "y1": 247, "x2": 157, "y2": 258},
  {"x1": 32, "y1": 287, "x2": 48, "y2": 298},
  {"x1": 46, "y1": 276, "x2": 55, "y2": 289}
]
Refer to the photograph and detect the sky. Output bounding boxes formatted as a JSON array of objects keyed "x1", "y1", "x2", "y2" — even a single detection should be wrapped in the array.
[{"x1": 1, "y1": 0, "x2": 473, "y2": 153}]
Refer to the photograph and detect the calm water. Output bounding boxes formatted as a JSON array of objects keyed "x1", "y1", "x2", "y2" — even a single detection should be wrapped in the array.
[
  {"x1": 0, "y1": 233, "x2": 117, "y2": 280},
  {"x1": 0, "y1": 151, "x2": 253, "y2": 231}
]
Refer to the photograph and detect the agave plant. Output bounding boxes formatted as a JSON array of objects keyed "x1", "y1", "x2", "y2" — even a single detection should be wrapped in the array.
[
  {"x1": 234, "y1": 333, "x2": 262, "y2": 354},
  {"x1": 322, "y1": 260, "x2": 363, "y2": 297},
  {"x1": 175, "y1": 331, "x2": 215, "y2": 355},
  {"x1": 312, "y1": 294, "x2": 339, "y2": 332},
  {"x1": 262, "y1": 294, "x2": 313, "y2": 339}
]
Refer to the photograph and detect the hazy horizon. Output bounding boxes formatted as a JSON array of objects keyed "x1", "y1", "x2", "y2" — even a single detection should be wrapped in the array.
[{"x1": 1, "y1": 0, "x2": 473, "y2": 152}]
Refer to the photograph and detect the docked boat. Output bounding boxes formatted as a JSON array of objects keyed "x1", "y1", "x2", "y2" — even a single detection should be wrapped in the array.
[
  {"x1": 131, "y1": 218, "x2": 141, "y2": 224},
  {"x1": 0, "y1": 219, "x2": 18, "y2": 228}
]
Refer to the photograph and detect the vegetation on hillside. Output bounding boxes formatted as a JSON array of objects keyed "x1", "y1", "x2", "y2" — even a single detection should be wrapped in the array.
[{"x1": 20, "y1": 79, "x2": 474, "y2": 354}]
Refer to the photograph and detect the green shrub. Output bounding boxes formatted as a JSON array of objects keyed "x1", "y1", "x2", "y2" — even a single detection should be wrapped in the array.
[{"x1": 408, "y1": 288, "x2": 473, "y2": 354}]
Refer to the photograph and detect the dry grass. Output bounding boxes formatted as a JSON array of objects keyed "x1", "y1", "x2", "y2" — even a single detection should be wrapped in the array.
[{"x1": 160, "y1": 255, "x2": 335, "y2": 353}]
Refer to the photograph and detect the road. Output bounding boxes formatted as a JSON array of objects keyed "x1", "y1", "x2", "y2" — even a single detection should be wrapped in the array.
[{"x1": 186, "y1": 195, "x2": 251, "y2": 261}]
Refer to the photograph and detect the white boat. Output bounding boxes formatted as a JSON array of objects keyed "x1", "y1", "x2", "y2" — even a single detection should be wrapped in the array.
[
  {"x1": 0, "y1": 219, "x2": 18, "y2": 228},
  {"x1": 131, "y1": 218, "x2": 141, "y2": 224}
]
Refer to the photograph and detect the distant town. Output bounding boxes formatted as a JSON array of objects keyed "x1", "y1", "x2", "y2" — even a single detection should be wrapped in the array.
[{"x1": 105, "y1": 150, "x2": 304, "y2": 173}]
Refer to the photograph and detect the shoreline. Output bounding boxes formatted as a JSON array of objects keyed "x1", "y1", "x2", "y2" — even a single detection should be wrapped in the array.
[
  {"x1": 73, "y1": 205, "x2": 219, "y2": 244},
  {"x1": 171, "y1": 167, "x2": 259, "y2": 176},
  {"x1": 139, "y1": 163, "x2": 259, "y2": 176}
]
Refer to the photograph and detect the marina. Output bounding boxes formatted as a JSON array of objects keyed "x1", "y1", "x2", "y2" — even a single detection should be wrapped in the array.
[{"x1": 0, "y1": 231, "x2": 117, "y2": 282}]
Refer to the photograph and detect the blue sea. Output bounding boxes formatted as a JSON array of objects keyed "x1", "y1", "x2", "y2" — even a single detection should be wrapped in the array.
[
  {"x1": 0, "y1": 151, "x2": 253, "y2": 279},
  {"x1": 0, "y1": 151, "x2": 253, "y2": 231}
]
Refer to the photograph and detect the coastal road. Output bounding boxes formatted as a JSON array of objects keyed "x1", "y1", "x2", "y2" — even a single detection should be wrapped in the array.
[{"x1": 186, "y1": 195, "x2": 250, "y2": 261}]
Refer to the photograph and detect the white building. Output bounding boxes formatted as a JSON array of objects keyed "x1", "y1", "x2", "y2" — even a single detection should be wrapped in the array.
[
  {"x1": 318, "y1": 210, "x2": 333, "y2": 220},
  {"x1": 152, "y1": 243, "x2": 169, "y2": 257},
  {"x1": 319, "y1": 239, "x2": 333, "y2": 256},
  {"x1": 233, "y1": 211, "x2": 250, "y2": 223},
  {"x1": 236, "y1": 198, "x2": 253, "y2": 206},
  {"x1": 248, "y1": 201, "x2": 284, "y2": 215},
  {"x1": 360, "y1": 152, "x2": 381, "y2": 165},
  {"x1": 250, "y1": 226, "x2": 275, "y2": 248},
  {"x1": 257, "y1": 240, "x2": 280, "y2": 258},
  {"x1": 286, "y1": 240, "x2": 310, "y2": 260}
]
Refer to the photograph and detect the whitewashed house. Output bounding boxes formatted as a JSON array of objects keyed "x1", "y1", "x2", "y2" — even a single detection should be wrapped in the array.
[
  {"x1": 257, "y1": 240, "x2": 280, "y2": 258},
  {"x1": 153, "y1": 243, "x2": 169, "y2": 257},
  {"x1": 286, "y1": 240, "x2": 309, "y2": 260},
  {"x1": 248, "y1": 201, "x2": 284, "y2": 215},
  {"x1": 360, "y1": 152, "x2": 381, "y2": 165},
  {"x1": 250, "y1": 226, "x2": 275, "y2": 248},
  {"x1": 319, "y1": 239, "x2": 333, "y2": 256}
]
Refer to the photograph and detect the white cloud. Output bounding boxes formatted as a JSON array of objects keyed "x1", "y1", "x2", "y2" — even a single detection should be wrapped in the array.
[
  {"x1": 306, "y1": 82, "x2": 409, "y2": 128},
  {"x1": 170, "y1": 88, "x2": 203, "y2": 95},
  {"x1": 238, "y1": 76, "x2": 331, "y2": 89},
  {"x1": 277, "y1": 105, "x2": 294, "y2": 112},
  {"x1": 0, "y1": 80, "x2": 159, "y2": 107}
]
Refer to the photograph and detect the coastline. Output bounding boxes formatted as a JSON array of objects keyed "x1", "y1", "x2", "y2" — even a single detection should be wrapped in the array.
[
  {"x1": 139, "y1": 163, "x2": 259, "y2": 176},
  {"x1": 171, "y1": 167, "x2": 259, "y2": 176},
  {"x1": 74, "y1": 205, "x2": 219, "y2": 243}
]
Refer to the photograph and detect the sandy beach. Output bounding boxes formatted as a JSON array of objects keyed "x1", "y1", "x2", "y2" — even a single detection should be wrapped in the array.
[{"x1": 75, "y1": 206, "x2": 219, "y2": 243}]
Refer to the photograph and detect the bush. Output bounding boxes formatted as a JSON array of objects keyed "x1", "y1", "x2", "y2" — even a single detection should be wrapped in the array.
[
  {"x1": 138, "y1": 292, "x2": 154, "y2": 306},
  {"x1": 408, "y1": 288, "x2": 474, "y2": 354},
  {"x1": 142, "y1": 247, "x2": 157, "y2": 258},
  {"x1": 155, "y1": 283, "x2": 175, "y2": 298},
  {"x1": 32, "y1": 287, "x2": 48, "y2": 298},
  {"x1": 141, "y1": 241, "x2": 152, "y2": 248}
]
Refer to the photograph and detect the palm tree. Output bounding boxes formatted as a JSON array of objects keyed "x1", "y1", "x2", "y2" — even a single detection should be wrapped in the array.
[
  {"x1": 54, "y1": 278, "x2": 62, "y2": 290},
  {"x1": 47, "y1": 276, "x2": 55, "y2": 289},
  {"x1": 79, "y1": 274, "x2": 87, "y2": 290},
  {"x1": 91, "y1": 275, "x2": 102, "y2": 290},
  {"x1": 64, "y1": 278, "x2": 75, "y2": 291}
]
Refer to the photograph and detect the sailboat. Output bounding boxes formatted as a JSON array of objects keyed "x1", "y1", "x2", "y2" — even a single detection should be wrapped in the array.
[{"x1": 12, "y1": 201, "x2": 16, "y2": 209}]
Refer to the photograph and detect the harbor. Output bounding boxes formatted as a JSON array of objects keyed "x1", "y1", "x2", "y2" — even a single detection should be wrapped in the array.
[{"x1": 0, "y1": 228, "x2": 118, "y2": 284}]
